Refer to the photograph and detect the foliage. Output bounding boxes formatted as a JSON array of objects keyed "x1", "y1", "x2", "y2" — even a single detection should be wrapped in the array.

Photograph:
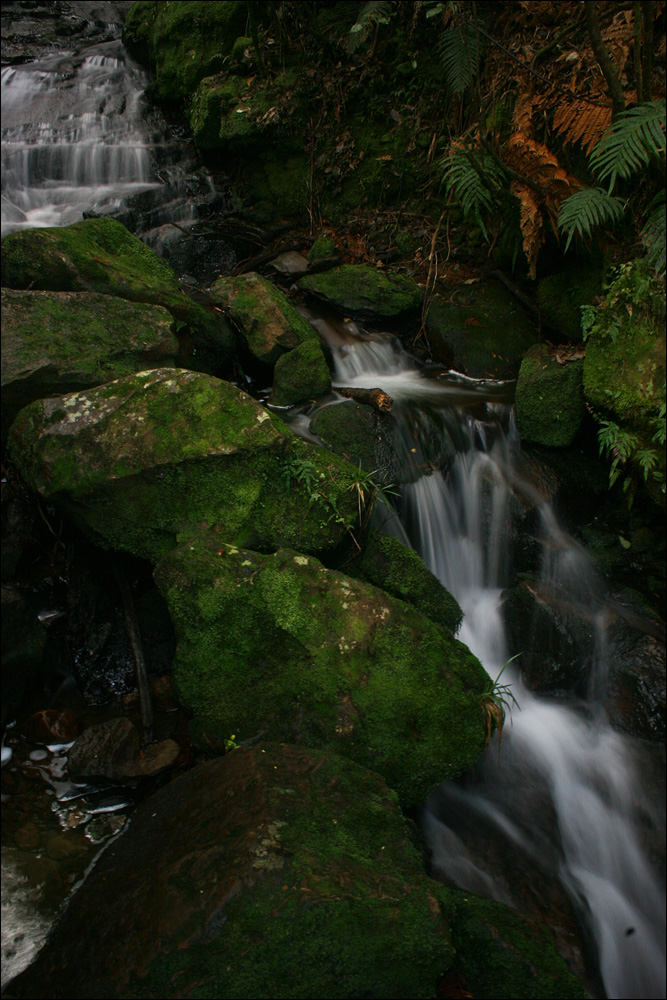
[
  {"x1": 441, "y1": 142, "x2": 505, "y2": 241},
  {"x1": 346, "y1": 1, "x2": 393, "y2": 54},
  {"x1": 642, "y1": 189, "x2": 666, "y2": 277},
  {"x1": 558, "y1": 187, "x2": 626, "y2": 253},
  {"x1": 437, "y1": 14, "x2": 483, "y2": 97},
  {"x1": 479, "y1": 656, "x2": 520, "y2": 750}
]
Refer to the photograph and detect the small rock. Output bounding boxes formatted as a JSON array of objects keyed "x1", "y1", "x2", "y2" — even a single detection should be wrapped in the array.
[
  {"x1": 45, "y1": 834, "x2": 85, "y2": 862},
  {"x1": 123, "y1": 739, "x2": 180, "y2": 778},
  {"x1": 67, "y1": 718, "x2": 140, "y2": 780},
  {"x1": 22, "y1": 710, "x2": 78, "y2": 745},
  {"x1": 268, "y1": 251, "x2": 309, "y2": 275}
]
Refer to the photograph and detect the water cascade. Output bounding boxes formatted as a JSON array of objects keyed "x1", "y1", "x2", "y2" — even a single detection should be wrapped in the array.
[{"x1": 315, "y1": 320, "x2": 666, "y2": 999}]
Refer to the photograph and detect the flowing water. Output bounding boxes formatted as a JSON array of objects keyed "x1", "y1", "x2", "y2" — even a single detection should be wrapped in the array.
[{"x1": 316, "y1": 320, "x2": 666, "y2": 999}]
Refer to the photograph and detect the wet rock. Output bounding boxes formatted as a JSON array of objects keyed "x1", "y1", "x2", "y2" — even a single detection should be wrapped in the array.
[
  {"x1": 605, "y1": 602, "x2": 666, "y2": 741},
  {"x1": 21, "y1": 711, "x2": 78, "y2": 746},
  {"x1": 515, "y1": 344, "x2": 585, "y2": 448},
  {"x1": 44, "y1": 834, "x2": 85, "y2": 862},
  {"x1": 149, "y1": 675, "x2": 179, "y2": 713},
  {"x1": 537, "y1": 258, "x2": 603, "y2": 342},
  {"x1": 154, "y1": 534, "x2": 489, "y2": 807},
  {"x1": 67, "y1": 718, "x2": 140, "y2": 780},
  {"x1": 425, "y1": 279, "x2": 537, "y2": 379},
  {"x1": 1, "y1": 289, "x2": 178, "y2": 435},
  {"x1": 268, "y1": 251, "x2": 309, "y2": 276},
  {"x1": 1, "y1": 218, "x2": 235, "y2": 374},
  {"x1": 14, "y1": 823, "x2": 41, "y2": 851},
  {"x1": 8, "y1": 369, "x2": 360, "y2": 562},
  {"x1": 1, "y1": 589, "x2": 45, "y2": 730},
  {"x1": 122, "y1": 738, "x2": 179, "y2": 778},
  {"x1": 271, "y1": 338, "x2": 331, "y2": 406},
  {"x1": 310, "y1": 398, "x2": 399, "y2": 487},
  {"x1": 299, "y1": 264, "x2": 422, "y2": 323}
]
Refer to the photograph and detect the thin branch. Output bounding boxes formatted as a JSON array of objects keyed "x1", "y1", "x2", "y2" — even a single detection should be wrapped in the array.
[{"x1": 584, "y1": 1, "x2": 626, "y2": 119}]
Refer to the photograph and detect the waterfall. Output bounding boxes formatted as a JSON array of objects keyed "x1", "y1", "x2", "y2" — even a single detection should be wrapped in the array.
[{"x1": 317, "y1": 320, "x2": 666, "y2": 999}]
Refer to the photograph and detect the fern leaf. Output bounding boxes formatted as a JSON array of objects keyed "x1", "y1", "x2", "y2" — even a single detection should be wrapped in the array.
[
  {"x1": 441, "y1": 143, "x2": 503, "y2": 240},
  {"x1": 510, "y1": 180, "x2": 543, "y2": 280},
  {"x1": 589, "y1": 100, "x2": 666, "y2": 192},
  {"x1": 557, "y1": 188, "x2": 626, "y2": 252},
  {"x1": 642, "y1": 191, "x2": 666, "y2": 277},
  {"x1": 553, "y1": 99, "x2": 612, "y2": 155},
  {"x1": 438, "y1": 19, "x2": 483, "y2": 96},
  {"x1": 346, "y1": 1, "x2": 393, "y2": 53}
]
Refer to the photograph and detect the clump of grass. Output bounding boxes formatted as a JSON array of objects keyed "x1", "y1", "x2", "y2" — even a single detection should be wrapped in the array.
[{"x1": 479, "y1": 655, "x2": 521, "y2": 751}]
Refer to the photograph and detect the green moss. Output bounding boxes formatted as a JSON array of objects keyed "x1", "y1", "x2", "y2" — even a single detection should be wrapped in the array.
[
  {"x1": 350, "y1": 531, "x2": 463, "y2": 635},
  {"x1": 154, "y1": 537, "x2": 489, "y2": 807},
  {"x1": 308, "y1": 235, "x2": 337, "y2": 261},
  {"x1": 537, "y1": 259, "x2": 604, "y2": 342},
  {"x1": 298, "y1": 265, "x2": 422, "y2": 322},
  {"x1": 123, "y1": 1, "x2": 246, "y2": 102},
  {"x1": 271, "y1": 340, "x2": 331, "y2": 406},
  {"x1": 515, "y1": 344, "x2": 585, "y2": 448}
]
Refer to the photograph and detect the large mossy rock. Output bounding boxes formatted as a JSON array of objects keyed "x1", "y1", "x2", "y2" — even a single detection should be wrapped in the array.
[
  {"x1": 271, "y1": 338, "x2": 331, "y2": 406},
  {"x1": 515, "y1": 344, "x2": 585, "y2": 448},
  {"x1": 154, "y1": 534, "x2": 488, "y2": 806},
  {"x1": 310, "y1": 399, "x2": 399, "y2": 487},
  {"x1": 7, "y1": 369, "x2": 360, "y2": 563},
  {"x1": 1, "y1": 218, "x2": 235, "y2": 372},
  {"x1": 123, "y1": 0, "x2": 246, "y2": 102},
  {"x1": 299, "y1": 265, "x2": 422, "y2": 323},
  {"x1": 1, "y1": 288, "x2": 178, "y2": 435},
  {"x1": 425, "y1": 280, "x2": 537, "y2": 379},
  {"x1": 537, "y1": 259, "x2": 603, "y2": 342},
  {"x1": 349, "y1": 531, "x2": 463, "y2": 636},
  {"x1": 9, "y1": 745, "x2": 456, "y2": 999}
]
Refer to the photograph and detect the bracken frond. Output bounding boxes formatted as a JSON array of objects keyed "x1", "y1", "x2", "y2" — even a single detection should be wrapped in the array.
[
  {"x1": 510, "y1": 180, "x2": 543, "y2": 280},
  {"x1": 589, "y1": 100, "x2": 666, "y2": 192},
  {"x1": 438, "y1": 18, "x2": 483, "y2": 96},
  {"x1": 557, "y1": 187, "x2": 627, "y2": 252},
  {"x1": 553, "y1": 99, "x2": 613, "y2": 154}
]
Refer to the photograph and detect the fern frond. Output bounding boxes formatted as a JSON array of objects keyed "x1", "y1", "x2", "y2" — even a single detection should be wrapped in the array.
[
  {"x1": 346, "y1": 1, "x2": 393, "y2": 53},
  {"x1": 557, "y1": 187, "x2": 626, "y2": 252},
  {"x1": 642, "y1": 190, "x2": 666, "y2": 277},
  {"x1": 510, "y1": 180, "x2": 543, "y2": 280},
  {"x1": 441, "y1": 143, "x2": 504, "y2": 240},
  {"x1": 553, "y1": 99, "x2": 613, "y2": 155},
  {"x1": 438, "y1": 19, "x2": 483, "y2": 96},
  {"x1": 589, "y1": 100, "x2": 666, "y2": 192}
]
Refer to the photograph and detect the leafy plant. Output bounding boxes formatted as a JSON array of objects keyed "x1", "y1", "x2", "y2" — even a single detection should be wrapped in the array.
[
  {"x1": 642, "y1": 189, "x2": 666, "y2": 277},
  {"x1": 224, "y1": 733, "x2": 239, "y2": 752},
  {"x1": 479, "y1": 655, "x2": 520, "y2": 750},
  {"x1": 437, "y1": 15, "x2": 483, "y2": 97},
  {"x1": 346, "y1": 1, "x2": 393, "y2": 54},
  {"x1": 441, "y1": 142, "x2": 505, "y2": 241},
  {"x1": 558, "y1": 187, "x2": 626, "y2": 253}
]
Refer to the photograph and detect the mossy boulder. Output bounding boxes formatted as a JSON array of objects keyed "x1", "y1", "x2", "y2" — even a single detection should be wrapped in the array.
[
  {"x1": 271, "y1": 339, "x2": 331, "y2": 406},
  {"x1": 154, "y1": 534, "x2": 489, "y2": 806},
  {"x1": 1, "y1": 289, "x2": 178, "y2": 436},
  {"x1": 515, "y1": 344, "x2": 585, "y2": 448},
  {"x1": 350, "y1": 531, "x2": 463, "y2": 636},
  {"x1": 310, "y1": 399, "x2": 398, "y2": 486},
  {"x1": 209, "y1": 272, "x2": 317, "y2": 365},
  {"x1": 1, "y1": 218, "x2": 235, "y2": 372},
  {"x1": 9, "y1": 745, "x2": 457, "y2": 999},
  {"x1": 425, "y1": 280, "x2": 537, "y2": 379},
  {"x1": 7, "y1": 369, "x2": 360, "y2": 563},
  {"x1": 299, "y1": 265, "x2": 422, "y2": 323},
  {"x1": 537, "y1": 259, "x2": 603, "y2": 342},
  {"x1": 309, "y1": 235, "x2": 337, "y2": 261},
  {"x1": 123, "y1": 0, "x2": 246, "y2": 102}
]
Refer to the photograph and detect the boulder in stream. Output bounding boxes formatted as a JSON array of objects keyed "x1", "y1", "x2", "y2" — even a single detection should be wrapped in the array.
[
  {"x1": 298, "y1": 264, "x2": 422, "y2": 323},
  {"x1": 515, "y1": 344, "x2": 585, "y2": 448},
  {"x1": 7, "y1": 369, "x2": 361, "y2": 563},
  {"x1": 154, "y1": 533, "x2": 488, "y2": 807}
]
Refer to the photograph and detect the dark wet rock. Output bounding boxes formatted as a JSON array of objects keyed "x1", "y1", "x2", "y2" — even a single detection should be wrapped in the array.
[
  {"x1": 515, "y1": 344, "x2": 585, "y2": 448},
  {"x1": 7, "y1": 369, "x2": 360, "y2": 563},
  {"x1": 149, "y1": 675, "x2": 179, "y2": 714},
  {"x1": 348, "y1": 531, "x2": 463, "y2": 636},
  {"x1": 298, "y1": 264, "x2": 423, "y2": 323},
  {"x1": 605, "y1": 601, "x2": 666, "y2": 741},
  {"x1": 310, "y1": 399, "x2": 399, "y2": 487},
  {"x1": 1, "y1": 588, "x2": 46, "y2": 730},
  {"x1": 21, "y1": 710, "x2": 78, "y2": 745},
  {"x1": 67, "y1": 718, "x2": 140, "y2": 780},
  {"x1": 122, "y1": 738, "x2": 180, "y2": 777},
  {"x1": 425, "y1": 279, "x2": 537, "y2": 379},
  {"x1": 1, "y1": 218, "x2": 235, "y2": 375},
  {"x1": 159, "y1": 231, "x2": 236, "y2": 286},
  {"x1": 154, "y1": 534, "x2": 488, "y2": 807},
  {"x1": 1, "y1": 288, "x2": 178, "y2": 436},
  {"x1": 14, "y1": 822, "x2": 41, "y2": 850},
  {"x1": 537, "y1": 258, "x2": 603, "y2": 342}
]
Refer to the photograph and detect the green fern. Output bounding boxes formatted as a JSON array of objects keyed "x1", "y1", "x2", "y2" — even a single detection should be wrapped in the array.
[
  {"x1": 441, "y1": 143, "x2": 504, "y2": 240},
  {"x1": 557, "y1": 187, "x2": 626, "y2": 251},
  {"x1": 642, "y1": 190, "x2": 666, "y2": 276},
  {"x1": 346, "y1": 1, "x2": 393, "y2": 54},
  {"x1": 589, "y1": 100, "x2": 666, "y2": 193},
  {"x1": 438, "y1": 18, "x2": 483, "y2": 96}
]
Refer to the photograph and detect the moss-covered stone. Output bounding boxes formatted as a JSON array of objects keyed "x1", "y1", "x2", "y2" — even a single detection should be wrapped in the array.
[
  {"x1": 515, "y1": 344, "x2": 585, "y2": 448},
  {"x1": 537, "y1": 259, "x2": 604, "y2": 342},
  {"x1": 425, "y1": 280, "x2": 538, "y2": 379},
  {"x1": 308, "y1": 235, "x2": 337, "y2": 261},
  {"x1": 154, "y1": 535, "x2": 489, "y2": 806},
  {"x1": 10, "y1": 745, "x2": 458, "y2": 999},
  {"x1": 123, "y1": 0, "x2": 246, "y2": 102},
  {"x1": 310, "y1": 400, "x2": 393, "y2": 483},
  {"x1": 209, "y1": 271, "x2": 316, "y2": 365},
  {"x1": 7, "y1": 369, "x2": 361, "y2": 563},
  {"x1": 271, "y1": 339, "x2": 331, "y2": 406},
  {"x1": 1, "y1": 218, "x2": 235, "y2": 372},
  {"x1": 445, "y1": 889, "x2": 586, "y2": 999},
  {"x1": 350, "y1": 531, "x2": 463, "y2": 636},
  {"x1": 1, "y1": 289, "x2": 178, "y2": 434},
  {"x1": 299, "y1": 265, "x2": 422, "y2": 323}
]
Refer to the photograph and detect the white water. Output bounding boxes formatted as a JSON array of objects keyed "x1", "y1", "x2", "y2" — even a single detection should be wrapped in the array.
[{"x1": 319, "y1": 322, "x2": 666, "y2": 999}]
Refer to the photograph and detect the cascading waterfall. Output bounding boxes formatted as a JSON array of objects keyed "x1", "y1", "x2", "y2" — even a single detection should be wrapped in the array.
[{"x1": 317, "y1": 319, "x2": 666, "y2": 999}]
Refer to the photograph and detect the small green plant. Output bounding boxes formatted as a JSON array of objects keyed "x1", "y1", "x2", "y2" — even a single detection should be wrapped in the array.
[
  {"x1": 479, "y1": 655, "x2": 520, "y2": 750},
  {"x1": 224, "y1": 734, "x2": 239, "y2": 752}
]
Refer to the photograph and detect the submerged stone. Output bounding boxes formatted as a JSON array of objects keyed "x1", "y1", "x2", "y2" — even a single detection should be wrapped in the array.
[
  {"x1": 298, "y1": 264, "x2": 422, "y2": 322},
  {"x1": 1, "y1": 218, "x2": 235, "y2": 372},
  {"x1": 1, "y1": 288, "x2": 178, "y2": 434},
  {"x1": 8, "y1": 744, "x2": 456, "y2": 999},
  {"x1": 515, "y1": 344, "x2": 585, "y2": 448},
  {"x1": 154, "y1": 534, "x2": 488, "y2": 807},
  {"x1": 7, "y1": 369, "x2": 360, "y2": 563}
]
